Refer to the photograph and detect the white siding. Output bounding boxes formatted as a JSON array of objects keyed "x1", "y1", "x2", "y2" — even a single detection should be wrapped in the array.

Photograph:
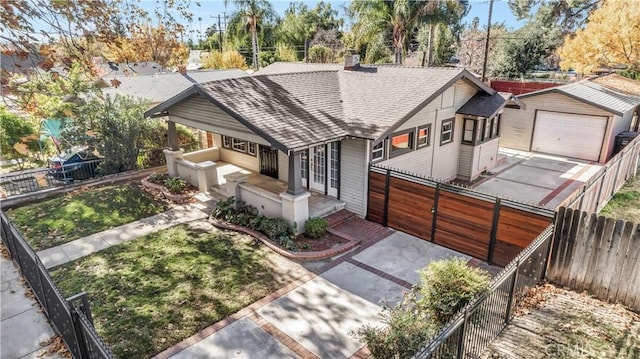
[
  {"x1": 501, "y1": 92, "x2": 615, "y2": 161},
  {"x1": 340, "y1": 138, "x2": 367, "y2": 216},
  {"x1": 457, "y1": 145, "x2": 473, "y2": 180},
  {"x1": 169, "y1": 95, "x2": 270, "y2": 145},
  {"x1": 219, "y1": 148, "x2": 259, "y2": 171},
  {"x1": 454, "y1": 79, "x2": 478, "y2": 109},
  {"x1": 431, "y1": 115, "x2": 462, "y2": 180},
  {"x1": 380, "y1": 145, "x2": 434, "y2": 178},
  {"x1": 278, "y1": 150, "x2": 289, "y2": 183}
]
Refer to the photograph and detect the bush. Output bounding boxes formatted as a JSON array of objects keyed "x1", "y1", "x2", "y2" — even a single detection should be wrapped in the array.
[
  {"x1": 353, "y1": 258, "x2": 491, "y2": 358},
  {"x1": 147, "y1": 172, "x2": 168, "y2": 184},
  {"x1": 163, "y1": 177, "x2": 188, "y2": 194},
  {"x1": 415, "y1": 258, "x2": 491, "y2": 326},
  {"x1": 304, "y1": 217, "x2": 327, "y2": 238}
]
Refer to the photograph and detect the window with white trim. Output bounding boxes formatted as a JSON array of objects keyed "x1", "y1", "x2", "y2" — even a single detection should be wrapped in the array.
[
  {"x1": 221, "y1": 136, "x2": 257, "y2": 156},
  {"x1": 372, "y1": 141, "x2": 385, "y2": 162},
  {"x1": 440, "y1": 119, "x2": 454, "y2": 145},
  {"x1": 417, "y1": 124, "x2": 431, "y2": 148}
]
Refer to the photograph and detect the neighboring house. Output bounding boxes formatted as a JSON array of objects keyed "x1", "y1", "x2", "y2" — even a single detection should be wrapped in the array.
[
  {"x1": 101, "y1": 69, "x2": 249, "y2": 106},
  {"x1": 144, "y1": 55, "x2": 512, "y2": 229},
  {"x1": 500, "y1": 79, "x2": 640, "y2": 163}
]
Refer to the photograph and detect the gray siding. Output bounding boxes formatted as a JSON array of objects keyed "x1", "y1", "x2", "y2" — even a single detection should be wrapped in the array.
[
  {"x1": 169, "y1": 95, "x2": 270, "y2": 145},
  {"x1": 340, "y1": 138, "x2": 367, "y2": 216},
  {"x1": 458, "y1": 145, "x2": 473, "y2": 180},
  {"x1": 501, "y1": 92, "x2": 615, "y2": 159}
]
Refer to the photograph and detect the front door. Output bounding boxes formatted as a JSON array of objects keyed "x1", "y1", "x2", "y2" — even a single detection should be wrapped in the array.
[
  {"x1": 308, "y1": 145, "x2": 325, "y2": 192},
  {"x1": 259, "y1": 145, "x2": 278, "y2": 179}
]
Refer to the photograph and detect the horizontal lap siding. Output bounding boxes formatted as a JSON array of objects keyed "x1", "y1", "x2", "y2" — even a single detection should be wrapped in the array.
[
  {"x1": 387, "y1": 177, "x2": 434, "y2": 240},
  {"x1": 435, "y1": 191, "x2": 493, "y2": 259},
  {"x1": 219, "y1": 148, "x2": 259, "y2": 172},
  {"x1": 494, "y1": 207, "x2": 552, "y2": 266},
  {"x1": 341, "y1": 138, "x2": 367, "y2": 216}
]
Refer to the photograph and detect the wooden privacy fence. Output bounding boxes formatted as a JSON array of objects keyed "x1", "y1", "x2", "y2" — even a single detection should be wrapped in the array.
[
  {"x1": 367, "y1": 166, "x2": 554, "y2": 266},
  {"x1": 560, "y1": 133, "x2": 640, "y2": 213},
  {"x1": 547, "y1": 207, "x2": 640, "y2": 310}
]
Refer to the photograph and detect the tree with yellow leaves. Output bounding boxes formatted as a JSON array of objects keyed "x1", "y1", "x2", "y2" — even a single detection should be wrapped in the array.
[
  {"x1": 104, "y1": 25, "x2": 188, "y2": 69},
  {"x1": 559, "y1": 0, "x2": 640, "y2": 75}
]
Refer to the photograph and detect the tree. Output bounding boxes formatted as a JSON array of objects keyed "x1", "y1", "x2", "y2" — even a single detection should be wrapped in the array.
[
  {"x1": 0, "y1": 107, "x2": 39, "y2": 167},
  {"x1": 457, "y1": 18, "x2": 508, "y2": 75},
  {"x1": 308, "y1": 45, "x2": 334, "y2": 63},
  {"x1": 508, "y1": 0, "x2": 599, "y2": 34},
  {"x1": 226, "y1": 0, "x2": 276, "y2": 69},
  {"x1": 559, "y1": 0, "x2": 640, "y2": 75},
  {"x1": 417, "y1": 0, "x2": 469, "y2": 66},
  {"x1": 202, "y1": 50, "x2": 249, "y2": 70},
  {"x1": 490, "y1": 18, "x2": 562, "y2": 77}
]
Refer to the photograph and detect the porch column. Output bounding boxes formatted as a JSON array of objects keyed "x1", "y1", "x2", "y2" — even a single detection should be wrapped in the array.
[
  {"x1": 163, "y1": 148, "x2": 184, "y2": 177},
  {"x1": 167, "y1": 120, "x2": 179, "y2": 151},
  {"x1": 287, "y1": 151, "x2": 304, "y2": 195}
]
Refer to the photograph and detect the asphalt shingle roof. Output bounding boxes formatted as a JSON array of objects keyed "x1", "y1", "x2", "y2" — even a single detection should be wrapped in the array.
[
  {"x1": 148, "y1": 64, "x2": 495, "y2": 152},
  {"x1": 519, "y1": 80, "x2": 640, "y2": 115},
  {"x1": 457, "y1": 92, "x2": 512, "y2": 118},
  {"x1": 102, "y1": 70, "x2": 248, "y2": 104}
]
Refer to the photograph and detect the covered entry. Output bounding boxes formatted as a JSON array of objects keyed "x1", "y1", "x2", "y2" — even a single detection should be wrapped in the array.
[{"x1": 532, "y1": 111, "x2": 607, "y2": 161}]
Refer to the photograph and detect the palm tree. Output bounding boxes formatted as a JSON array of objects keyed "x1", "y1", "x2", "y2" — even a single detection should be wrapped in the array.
[
  {"x1": 225, "y1": 0, "x2": 275, "y2": 69},
  {"x1": 350, "y1": 0, "x2": 418, "y2": 64},
  {"x1": 416, "y1": 0, "x2": 469, "y2": 66}
]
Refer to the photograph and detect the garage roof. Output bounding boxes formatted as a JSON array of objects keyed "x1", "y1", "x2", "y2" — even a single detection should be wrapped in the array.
[{"x1": 518, "y1": 80, "x2": 640, "y2": 116}]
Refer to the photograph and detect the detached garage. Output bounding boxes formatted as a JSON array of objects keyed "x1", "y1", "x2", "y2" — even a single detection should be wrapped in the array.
[{"x1": 500, "y1": 80, "x2": 640, "y2": 163}]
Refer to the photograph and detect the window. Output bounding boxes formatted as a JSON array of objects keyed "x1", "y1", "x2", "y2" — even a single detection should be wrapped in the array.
[
  {"x1": 462, "y1": 118, "x2": 476, "y2": 144},
  {"x1": 441, "y1": 87, "x2": 455, "y2": 109},
  {"x1": 222, "y1": 135, "x2": 231, "y2": 148},
  {"x1": 390, "y1": 129, "x2": 415, "y2": 157},
  {"x1": 232, "y1": 138, "x2": 246, "y2": 152},
  {"x1": 300, "y1": 151, "x2": 308, "y2": 180},
  {"x1": 330, "y1": 142, "x2": 339, "y2": 189},
  {"x1": 372, "y1": 141, "x2": 385, "y2": 162},
  {"x1": 417, "y1": 124, "x2": 431, "y2": 148},
  {"x1": 221, "y1": 136, "x2": 256, "y2": 156},
  {"x1": 440, "y1": 119, "x2": 454, "y2": 145}
]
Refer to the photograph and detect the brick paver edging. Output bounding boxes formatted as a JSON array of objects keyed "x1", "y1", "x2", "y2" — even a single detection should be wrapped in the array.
[
  {"x1": 152, "y1": 272, "x2": 318, "y2": 359},
  {"x1": 208, "y1": 218, "x2": 362, "y2": 260}
]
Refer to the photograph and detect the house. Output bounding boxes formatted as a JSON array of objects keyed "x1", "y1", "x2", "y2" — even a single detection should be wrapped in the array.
[
  {"x1": 144, "y1": 55, "x2": 512, "y2": 231},
  {"x1": 500, "y1": 78, "x2": 640, "y2": 163}
]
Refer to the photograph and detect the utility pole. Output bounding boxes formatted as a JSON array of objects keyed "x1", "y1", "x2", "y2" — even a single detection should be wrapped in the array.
[
  {"x1": 481, "y1": 0, "x2": 494, "y2": 83},
  {"x1": 218, "y1": 14, "x2": 223, "y2": 50}
]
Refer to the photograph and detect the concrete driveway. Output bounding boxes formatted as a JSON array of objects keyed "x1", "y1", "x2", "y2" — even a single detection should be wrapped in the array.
[
  {"x1": 161, "y1": 231, "x2": 472, "y2": 359},
  {"x1": 474, "y1": 148, "x2": 603, "y2": 208}
]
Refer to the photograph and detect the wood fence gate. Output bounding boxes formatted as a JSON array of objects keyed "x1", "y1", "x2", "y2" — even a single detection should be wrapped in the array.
[{"x1": 367, "y1": 166, "x2": 554, "y2": 266}]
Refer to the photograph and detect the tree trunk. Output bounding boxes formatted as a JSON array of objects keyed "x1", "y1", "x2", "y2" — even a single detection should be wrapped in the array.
[
  {"x1": 395, "y1": 46, "x2": 403, "y2": 64},
  {"x1": 251, "y1": 31, "x2": 259, "y2": 70},
  {"x1": 427, "y1": 23, "x2": 435, "y2": 67}
]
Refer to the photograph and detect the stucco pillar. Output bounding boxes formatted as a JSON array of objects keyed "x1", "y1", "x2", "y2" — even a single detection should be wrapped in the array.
[
  {"x1": 163, "y1": 148, "x2": 184, "y2": 177},
  {"x1": 280, "y1": 191, "x2": 311, "y2": 234},
  {"x1": 287, "y1": 151, "x2": 304, "y2": 195},
  {"x1": 224, "y1": 172, "x2": 249, "y2": 199},
  {"x1": 167, "y1": 120, "x2": 179, "y2": 151},
  {"x1": 195, "y1": 161, "x2": 218, "y2": 192}
]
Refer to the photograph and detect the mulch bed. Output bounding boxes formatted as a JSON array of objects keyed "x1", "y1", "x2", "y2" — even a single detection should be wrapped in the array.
[{"x1": 294, "y1": 232, "x2": 349, "y2": 252}]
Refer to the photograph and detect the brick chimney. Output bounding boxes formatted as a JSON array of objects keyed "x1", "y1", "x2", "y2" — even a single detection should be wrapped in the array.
[{"x1": 344, "y1": 50, "x2": 360, "y2": 71}]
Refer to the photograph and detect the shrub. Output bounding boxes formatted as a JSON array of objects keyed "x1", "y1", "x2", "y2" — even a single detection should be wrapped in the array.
[
  {"x1": 211, "y1": 196, "x2": 236, "y2": 220},
  {"x1": 259, "y1": 217, "x2": 293, "y2": 241},
  {"x1": 163, "y1": 177, "x2": 188, "y2": 194},
  {"x1": 353, "y1": 258, "x2": 491, "y2": 358},
  {"x1": 147, "y1": 172, "x2": 168, "y2": 184},
  {"x1": 304, "y1": 217, "x2": 327, "y2": 238},
  {"x1": 415, "y1": 258, "x2": 491, "y2": 326}
]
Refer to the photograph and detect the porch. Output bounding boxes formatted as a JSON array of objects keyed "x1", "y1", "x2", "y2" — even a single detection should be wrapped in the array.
[{"x1": 163, "y1": 144, "x2": 344, "y2": 230}]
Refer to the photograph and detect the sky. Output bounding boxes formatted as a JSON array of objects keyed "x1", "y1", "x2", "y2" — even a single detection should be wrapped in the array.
[{"x1": 137, "y1": 0, "x2": 526, "y2": 43}]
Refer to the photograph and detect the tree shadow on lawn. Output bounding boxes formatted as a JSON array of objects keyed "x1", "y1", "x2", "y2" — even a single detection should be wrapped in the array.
[{"x1": 50, "y1": 223, "x2": 284, "y2": 358}]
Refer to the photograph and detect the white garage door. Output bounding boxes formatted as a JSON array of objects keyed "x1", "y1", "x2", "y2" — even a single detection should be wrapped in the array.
[{"x1": 532, "y1": 111, "x2": 607, "y2": 161}]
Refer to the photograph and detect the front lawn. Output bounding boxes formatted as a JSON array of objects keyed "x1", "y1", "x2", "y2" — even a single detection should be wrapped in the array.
[
  {"x1": 6, "y1": 183, "x2": 168, "y2": 251},
  {"x1": 50, "y1": 223, "x2": 290, "y2": 358}
]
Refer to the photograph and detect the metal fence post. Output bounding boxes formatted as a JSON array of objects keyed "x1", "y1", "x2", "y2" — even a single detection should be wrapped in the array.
[
  {"x1": 504, "y1": 260, "x2": 520, "y2": 324},
  {"x1": 456, "y1": 308, "x2": 469, "y2": 359},
  {"x1": 431, "y1": 183, "x2": 440, "y2": 242},
  {"x1": 487, "y1": 198, "x2": 501, "y2": 264}
]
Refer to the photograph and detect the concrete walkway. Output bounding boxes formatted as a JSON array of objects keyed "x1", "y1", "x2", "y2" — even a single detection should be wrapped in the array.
[
  {"x1": 158, "y1": 231, "x2": 476, "y2": 359},
  {"x1": 1, "y1": 257, "x2": 64, "y2": 359},
  {"x1": 37, "y1": 202, "x2": 210, "y2": 269}
]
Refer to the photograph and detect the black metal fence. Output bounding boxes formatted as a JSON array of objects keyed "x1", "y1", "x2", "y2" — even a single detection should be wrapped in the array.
[
  {"x1": 413, "y1": 224, "x2": 555, "y2": 359},
  {"x1": 0, "y1": 142, "x2": 203, "y2": 198},
  {"x1": 0, "y1": 211, "x2": 114, "y2": 359}
]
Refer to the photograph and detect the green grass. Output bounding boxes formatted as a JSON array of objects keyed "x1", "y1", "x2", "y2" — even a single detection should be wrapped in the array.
[
  {"x1": 601, "y1": 173, "x2": 640, "y2": 223},
  {"x1": 6, "y1": 184, "x2": 168, "y2": 251},
  {"x1": 50, "y1": 224, "x2": 282, "y2": 358}
]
